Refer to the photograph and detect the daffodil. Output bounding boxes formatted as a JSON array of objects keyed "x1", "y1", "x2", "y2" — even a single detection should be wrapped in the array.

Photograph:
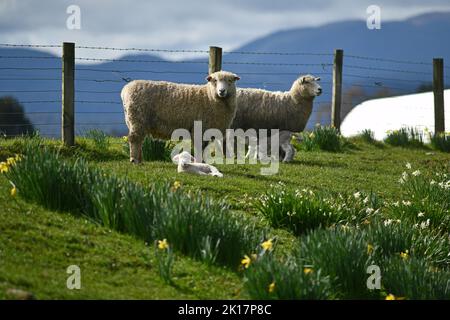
[
  {"x1": 412, "y1": 170, "x2": 421, "y2": 177},
  {"x1": 268, "y1": 282, "x2": 275, "y2": 293},
  {"x1": 367, "y1": 244, "x2": 374, "y2": 255},
  {"x1": 385, "y1": 294, "x2": 396, "y2": 300},
  {"x1": 122, "y1": 136, "x2": 128, "y2": 142},
  {"x1": 400, "y1": 250, "x2": 409, "y2": 260},
  {"x1": 172, "y1": 181, "x2": 181, "y2": 191},
  {"x1": 241, "y1": 255, "x2": 251, "y2": 269},
  {"x1": 157, "y1": 239, "x2": 169, "y2": 250},
  {"x1": 261, "y1": 239, "x2": 273, "y2": 251},
  {"x1": 0, "y1": 162, "x2": 9, "y2": 174},
  {"x1": 385, "y1": 293, "x2": 405, "y2": 300},
  {"x1": 10, "y1": 186, "x2": 17, "y2": 197},
  {"x1": 6, "y1": 157, "x2": 16, "y2": 166},
  {"x1": 303, "y1": 267, "x2": 313, "y2": 275}
]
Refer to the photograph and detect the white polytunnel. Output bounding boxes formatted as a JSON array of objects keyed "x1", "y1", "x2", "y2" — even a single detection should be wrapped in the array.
[{"x1": 341, "y1": 90, "x2": 450, "y2": 142}]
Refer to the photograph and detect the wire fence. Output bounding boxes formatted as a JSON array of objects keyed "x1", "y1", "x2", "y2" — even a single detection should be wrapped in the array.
[{"x1": 0, "y1": 43, "x2": 446, "y2": 140}]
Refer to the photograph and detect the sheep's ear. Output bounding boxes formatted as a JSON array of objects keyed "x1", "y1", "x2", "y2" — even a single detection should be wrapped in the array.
[
  {"x1": 172, "y1": 154, "x2": 180, "y2": 163},
  {"x1": 206, "y1": 75, "x2": 213, "y2": 82},
  {"x1": 315, "y1": 77, "x2": 321, "y2": 81},
  {"x1": 299, "y1": 77, "x2": 306, "y2": 84},
  {"x1": 234, "y1": 75, "x2": 241, "y2": 81},
  {"x1": 190, "y1": 155, "x2": 196, "y2": 163}
]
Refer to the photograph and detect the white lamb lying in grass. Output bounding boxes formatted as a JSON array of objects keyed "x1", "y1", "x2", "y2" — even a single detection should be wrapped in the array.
[{"x1": 172, "y1": 151, "x2": 223, "y2": 177}]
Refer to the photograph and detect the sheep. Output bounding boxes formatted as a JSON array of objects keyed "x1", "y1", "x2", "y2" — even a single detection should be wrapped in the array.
[
  {"x1": 245, "y1": 130, "x2": 297, "y2": 162},
  {"x1": 121, "y1": 71, "x2": 240, "y2": 163},
  {"x1": 172, "y1": 151, "x2": 223, "y2": 177},
  {"x1": 231, "y1": 75, "x2": 321, "y2": 162}
]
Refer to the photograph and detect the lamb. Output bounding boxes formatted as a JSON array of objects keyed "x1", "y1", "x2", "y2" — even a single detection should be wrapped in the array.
[
  {"x1": 172, "y1": 151, "x2": 223, "y2": 177},
  {"x1": 121, "y1": 71, "x2": 240, "y2": 163},
  {"x1": 245, "y1": 130, "x2": 298, "y2": 162},
  {"x1": 231, "y1": 75, "x2": 321, "y2": 162}
]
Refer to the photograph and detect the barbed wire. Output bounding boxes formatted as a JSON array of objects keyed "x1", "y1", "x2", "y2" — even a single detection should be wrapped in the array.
[
  {"x1": 345, "y1": 64, "x2": 435, "y2": 76},
  {"x1": 224, "y1": 61, "x2": 332, "y2": 67},
  {"x1": 0, "y1": 90, "x2": 60, "y2": 93},
  {"x1": 0, "y1": 122, "x2": 126, "y2": 127},
  {"x1": 0, "y1": 67, "x2": 60, "y2": 71},
  {"x1": 77, "y1": 90, "x2": 120, "y2": 94},
  {"x1": 1, "y1": 100, "x2": 61, "y2": 103},
  {"x1": 0, "y1": 43, "x2": 61, "y2": 48},
  {"x1": 75, "y1": 45, "x2": 209, "y2": 54},
  {"x1": 0, "y1": 56, "x2": 59, "y2": 60},
  {"x1": 75, "y1": 100, "x2": 123, "y2": 104},
  {"x1": 346, "y1": 54, "x2": 450, "y2": 70},
  {"x1": 223, "y1": 50, "x2": 333, "y2": 56},
  {"x1": 0, "y1": 78, "x2": 61, "y2": 81},
  {"x1": 75, "y1": 57, "x2": 207, "y2": 64},
  {"x1": 343, "y1": 73, "x2": 429, "y2": 83},
  {"x1": 76, "y1": 67, "x2": 206, "y2": 75}
]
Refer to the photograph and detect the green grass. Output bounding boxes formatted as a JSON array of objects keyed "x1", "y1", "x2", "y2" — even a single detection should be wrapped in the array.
[
  {"x1": 0, "y1": 175, "x2": 246, "y2": 299},
  {"x1": 0, "y1": 135, "x2": 449, "y2": 299}
]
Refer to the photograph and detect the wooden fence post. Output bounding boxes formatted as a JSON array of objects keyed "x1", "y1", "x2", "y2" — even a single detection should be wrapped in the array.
[
  {"x1": 62, "y1": 42, "x2": 75, "y2": 146},
  {"x1": 433, "y1": 58, "x2": 445, "y2": 134},
  {"x1": 209, "y1": 46, "x2": 222, "y2": 74},
  {"x1": 331, "y1": 49, "x2": 343, "y2": 130}
]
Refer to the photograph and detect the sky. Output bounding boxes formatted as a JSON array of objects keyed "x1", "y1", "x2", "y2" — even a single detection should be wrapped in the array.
[{"x1": 1, "y1": 0, "x2": 450, "y2": 59}]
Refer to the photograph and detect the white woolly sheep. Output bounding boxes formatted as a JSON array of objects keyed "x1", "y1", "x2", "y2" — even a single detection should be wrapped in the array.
[
  {"x1": 231, "y1": 75, "x2": 321, "y2": 162},
  {"x1": 172, "y1": 151, "x2": 223, "y2": 177},
  {"x1": 121, "y1": 71, "x2": 240, "y2": 163}
]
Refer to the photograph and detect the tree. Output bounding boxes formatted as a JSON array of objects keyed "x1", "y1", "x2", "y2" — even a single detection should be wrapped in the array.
[{"x1": 0, "y1": 96, "x2": 35, "y2": 137}]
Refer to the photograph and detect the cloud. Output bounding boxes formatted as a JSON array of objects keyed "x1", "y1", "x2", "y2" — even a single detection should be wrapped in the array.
[{"x1": 1, "y1": 0, "x2": 449, "y2": 60}]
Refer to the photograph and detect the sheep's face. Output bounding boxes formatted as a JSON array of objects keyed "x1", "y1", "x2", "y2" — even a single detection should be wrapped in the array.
[
  {"x1": 295, "y1": 75, "x2": 322, "y2": 98},
  {"x1": 206, "y1": 71, "x2": 240, "y2": 99}
]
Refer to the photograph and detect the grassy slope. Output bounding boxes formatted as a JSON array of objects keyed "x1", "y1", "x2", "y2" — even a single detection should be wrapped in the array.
[
  {"x1": 0, "y1": 137, "x2": 449, "y2": 299},
  {"x1": 0, "y1": 175, "x2": 245, "y2": 299}
]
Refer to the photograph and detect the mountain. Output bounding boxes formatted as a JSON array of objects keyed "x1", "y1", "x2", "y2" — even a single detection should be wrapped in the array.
[{"x1": 1, "y1": 11, "x2": 449, "y2": 136}]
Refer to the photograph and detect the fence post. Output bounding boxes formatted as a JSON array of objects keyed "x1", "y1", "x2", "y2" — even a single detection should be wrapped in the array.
[
  {"x1": 331, "y1": 49, "x2": 343, "y2": 130},
  {"x1": 62, "y1": 42, "x2": 75, "y2": 146},
  {"x1": 209, "y1": 46, "x2": 222, "y2": 74},
  {"x1": 433, "y1": 58, "x2": 445, "y2": 134}
]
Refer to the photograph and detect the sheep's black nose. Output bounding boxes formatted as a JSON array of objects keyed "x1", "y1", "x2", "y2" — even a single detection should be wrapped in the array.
[
  {"x1": 318, "y1": 88, "x2": 322, "y2": 93},
  {"x1": 219, "y1": 89, "x2": 226, "y2": 94}
]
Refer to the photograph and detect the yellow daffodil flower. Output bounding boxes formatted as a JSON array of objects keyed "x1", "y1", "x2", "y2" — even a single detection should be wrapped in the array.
[
  {"x1": 241, "y1": 255, "x2": 251, "y2": 269},
  {"x1": 10, "y1": 186, "x2": 17, "y2": 197},
  {"x1": 0, "y1": 162, "x2": 9, "y2": 174},
  {"x1": 172, "y1": 181, "x2": 181, "y2": 191},
  {"x1": 400, "y1": 250, "x2": 409, "y2": 260},
  {"x1": 303, "y1": 267, "x2": 313, "y2": 275},
  {"x1": 385, "y1": 293, "x2": 405, "y2": 300},
  {"x1": 261, "y1": 239, "x2": 273, "y2": 251},
  {"x1": 157, "y1": 239, "x2": 169, "y2": 250},
  {"x1": 367, "y1": 244, "x2": 374, "y2": 255},
  {"x1": 268, "y1": 282, "x2": 275, "y2": 293}
]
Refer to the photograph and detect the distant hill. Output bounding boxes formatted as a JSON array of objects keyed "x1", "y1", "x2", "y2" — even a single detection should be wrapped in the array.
[{"x1": 1, "y1": 11, "x2": 449, "y2": 136}]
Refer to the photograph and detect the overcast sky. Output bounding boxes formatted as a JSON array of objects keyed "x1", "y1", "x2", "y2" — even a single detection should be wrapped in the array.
[{"x1": 1, "y1": 0, "x2": 449, "y2": 59}]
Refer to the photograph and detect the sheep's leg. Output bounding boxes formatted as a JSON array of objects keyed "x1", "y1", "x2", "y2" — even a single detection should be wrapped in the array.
[
  {"x1": 128, "y1": 133, "x2": 144, "y2": 164},
  {"x1": 281, "y1": 143, "x2": 295, "y2": 162}
]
